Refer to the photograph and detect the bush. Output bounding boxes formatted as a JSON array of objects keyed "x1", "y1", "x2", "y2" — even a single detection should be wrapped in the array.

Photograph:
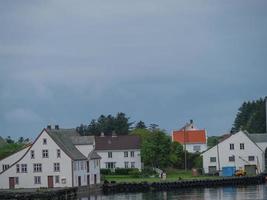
[
  {"x1": 141, "y1": 167, "x2": 157, "y2": 177},
  {"x1": 100, "y1": 169, "x2": 112, "y2": 175},
  {"x1": 128, "y1": 168, "x2": 141, "y2": 178}
]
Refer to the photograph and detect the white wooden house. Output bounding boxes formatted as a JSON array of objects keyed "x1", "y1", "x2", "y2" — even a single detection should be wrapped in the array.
[
  {"x1": 202, "y1": 131, "x2": 267, "y2": 175},
  {"x1": 95, "y1": 134, "x2": 142, "y2": 170},
  {"x1": 0, "y1": 126, "x2": 101, "y2": 189}
]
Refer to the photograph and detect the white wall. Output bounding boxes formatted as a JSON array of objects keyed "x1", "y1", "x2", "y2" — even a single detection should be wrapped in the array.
[
  {"x1": 185, "y1": 143, "x2": 207, "y2": 153},
  {"x1": 75, "y1": 145, "x2": 94, "y2": 158},
  {"x1": 202, "y1": 131, "x2": 264, "y2": 174},
  {"x1": 96, "y1": 149, "x2": 141, "y2": 170},
  {"x1": 0, "y1": 146, "x2": 30, "y2": 173},
  {"x1": 0, "y1": 130, "x2": 73, "y2": 189}
]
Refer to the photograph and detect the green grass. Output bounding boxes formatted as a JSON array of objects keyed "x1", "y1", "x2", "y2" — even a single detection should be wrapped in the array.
[{"x1": 103, "y1": 169, "x2": 219, "y2": 183}]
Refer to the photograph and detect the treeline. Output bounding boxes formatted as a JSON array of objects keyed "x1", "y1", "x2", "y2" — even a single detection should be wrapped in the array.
[{"x1": 231, "y1": 97, "x2": 266, "y2": 133}]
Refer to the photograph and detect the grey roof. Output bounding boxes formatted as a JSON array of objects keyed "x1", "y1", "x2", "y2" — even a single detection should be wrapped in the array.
[
  {"x1": 246, "y1": 133, "x2": 267, "y2": 143},
  {"x1": 95, "y1": 135, "x2": 141, "y2": 150},
  {"x1": 88, "y1": 150, "x2": 101, "y2": 160},
  {"x1": 70, "y1": 135, "x2": 94, "y2": 145},
  {"x1": 45, "y1": 128, "x2": 87, "y2": 160}
]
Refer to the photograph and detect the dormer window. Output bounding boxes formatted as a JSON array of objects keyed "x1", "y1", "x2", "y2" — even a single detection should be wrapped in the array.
[{"x1": 43, "y1": 138, "x2": 47, "y2": 145}]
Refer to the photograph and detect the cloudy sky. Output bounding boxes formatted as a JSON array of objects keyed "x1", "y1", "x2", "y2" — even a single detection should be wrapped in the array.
[{"x1": 0, "y1": 1, "x2": 266, "y2": 140}]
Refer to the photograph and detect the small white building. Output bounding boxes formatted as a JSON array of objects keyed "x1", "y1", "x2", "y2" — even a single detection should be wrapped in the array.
[
  {"x1": 95, "y1": 134, "x2": 142, "y2": 170},
  {"x1": 0, "y1": 126, "x2": 101, "y2": 189},
  {"x1": 202, "y1": 131, "x2": 267, "y2": 175},
  {"x1": 172, "y1": 120, "x2": 207, "y2": 153}
]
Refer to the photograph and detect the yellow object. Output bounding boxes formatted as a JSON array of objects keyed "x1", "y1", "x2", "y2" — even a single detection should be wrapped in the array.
[{"x1": 235, "y1": 169, "x2": 246, "y2": 177}]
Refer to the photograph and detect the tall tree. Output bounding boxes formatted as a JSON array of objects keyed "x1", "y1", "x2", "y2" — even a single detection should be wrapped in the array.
[
  {"x1": 231, "y1": 97, "x2": 266, "y2": 133},
  {"x1": 135, "y1": 121, "x2": 146, "y2": 129}
]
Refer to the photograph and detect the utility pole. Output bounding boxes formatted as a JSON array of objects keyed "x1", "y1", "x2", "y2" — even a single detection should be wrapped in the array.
[{"x1": 184, "y1": 127, "x2": 187, "y2": 171}]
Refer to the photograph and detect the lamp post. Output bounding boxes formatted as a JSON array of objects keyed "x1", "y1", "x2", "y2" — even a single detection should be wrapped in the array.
[{"x1": 184, "y1": 127, "x2": 187, "y2": 171}]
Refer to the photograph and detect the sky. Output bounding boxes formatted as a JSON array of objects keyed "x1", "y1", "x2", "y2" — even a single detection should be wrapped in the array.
[{"x1": 0, "y1": 1, "x2": 266, "y2": 140}]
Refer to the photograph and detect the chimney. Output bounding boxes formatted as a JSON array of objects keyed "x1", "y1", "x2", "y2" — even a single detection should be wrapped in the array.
[
  {"x1": 112, "y1": 131, "x2": 117, "y2": 137},
  {"x1": 190, "y1": 119, "x2": 193, "y2": 124},
  {"x1": 100, "y1": 132, "x2": 105, "y2": 137},
  {"x1": 55, "y1": 125, "x2": 59, "y2": 130},
  {"x1": 47, "y1": 125, "x2": 51, "y2": 130}
]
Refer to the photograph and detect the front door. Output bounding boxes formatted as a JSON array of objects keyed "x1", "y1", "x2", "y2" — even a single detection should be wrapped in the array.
[
  {"x1": 87, "y1": 175, "x2": 90, "y2": 185},
  {"x1": 94, "y1": 174, "x2": 97, "y2": 184},
  {"x1": 48, "y1": 176, "x2": 54, "y2": 188},
  {"x1": 78, "y1": 176, "x2": 81, "y2": 186},
  {"x1": 9, "y1": 177, "x2": 15, "y2": 189}
]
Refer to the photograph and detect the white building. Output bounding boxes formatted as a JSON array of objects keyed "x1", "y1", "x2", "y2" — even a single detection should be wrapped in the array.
[
  {"x1": 202, "y1": 131, "x2": 267, "y2": 175},
  {"x1": 95, "y1": 134, "x2": 142, "y2": 170},
  {"x1": 172, "y1": 120, "x2": 207, "y2": 153},
  {"x1": 0, "y1": 126, "x2": 101, "y2": 189}
]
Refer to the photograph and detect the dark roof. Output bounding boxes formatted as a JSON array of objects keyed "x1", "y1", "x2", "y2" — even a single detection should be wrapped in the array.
[
  {"x1": 45, "y1": 128, "x2": 87, "y2": 160},
  {"x1": 88, "y1": 150, "x2": 101, "y2": 160},
  {"x1": 95, "y1": 135, "x2": 141, "y2": 150},
  {"x1": 246, "y1": 133, "x2": 267, "y2": 143}
]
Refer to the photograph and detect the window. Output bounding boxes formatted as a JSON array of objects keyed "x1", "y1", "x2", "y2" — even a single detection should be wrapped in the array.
[
  {"x1": 57, "y1": 149, "x2": 61, "y2": 158},
  {"x1": 55, "y1": 175, "x2": 60, "y2": 183},
  {"x1": 229, "y1": 156, "x2": 235, "y2": 162},
  {"x1": 42, "y1": 149, "x2": 49, "y2": 158},
  {"x1": 230, "y1": 143, "x2": 234, "y2": 150},
  {"x1": 210, "y1": 157, "x2": 216, "y2": 162},
  {"x1": 130, "y1": 151, "x2": 134, "y2": 157},
  {"x1": 16, "y1": 164, "x2": 20, "y2": 173},
  {"x1": 34, "y1": 176, "x2": 41, "y2": 184},
  {"x1": 248, "y1": 156, "x2": 255, "y2": 161},
  {"x1": 108, "y1": 152, "x2": 112, "y2": 158},
  {"x1": 125, "y1": 162, "x2": 129, "y2": 168},
  {"x1": 2, "y1": 164, "x2": 9, "y2": 171},
  {"x1": 15, "y1": 177, "x2": 19, "y2": 185},
  {"x1": 21, "y1": 164, "x2": 27, "y2": 173},
  {"x1": 54, "y1": 163, "x2": 60, "y2": 172},
  {"x1": 80, "y1": 161, "x2": 84, "y2": 170},
  {"x1": 131, "y1": 162, "x2": 135, "y2": 168},
  {"x1": 193, "y1": 145, "x2": 201, "y2": 152},
  {"x1": 33, "y1": 163, "x2": 42, "y2": 172},
  {"x1": 43, "y1": 138, "x2": 47, "y2": 145},
  {"x1": 124, "y1": 151, "x2": 128, "y2": 157},
  {"x1": 240, "y1": 143, "x2": 245, "y2": 150},
  {"x1": 105, "y1": 162, "x2": 116, "y2": 169},
  {"x1": 31, "y1": 150, "x2": 35, "y2": 159}
]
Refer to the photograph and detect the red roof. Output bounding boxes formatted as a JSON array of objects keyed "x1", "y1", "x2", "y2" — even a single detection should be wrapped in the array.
[{"x1": 172, "y1": 130, "x2": 206, "y2": 144}]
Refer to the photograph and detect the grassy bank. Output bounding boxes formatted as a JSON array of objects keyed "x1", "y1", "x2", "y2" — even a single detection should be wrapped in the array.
[{"x1": 103, "y1": 169, "x2": 218, "y2": 183}]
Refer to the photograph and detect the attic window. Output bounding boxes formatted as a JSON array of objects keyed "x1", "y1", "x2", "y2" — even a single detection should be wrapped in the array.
[{"x1": 43, "y1": 138, "x2": 47, "y2": 145}]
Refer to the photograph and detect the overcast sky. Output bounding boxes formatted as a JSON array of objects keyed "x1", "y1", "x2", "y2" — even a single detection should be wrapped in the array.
[{"x1": 0, "y1": 1, "x2": 266, "y2": 140}]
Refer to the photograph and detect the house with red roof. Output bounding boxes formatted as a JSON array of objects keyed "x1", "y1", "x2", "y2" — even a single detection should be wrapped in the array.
[{"x1": 172, "y1": 120, "x2": 207, "y2": 153}]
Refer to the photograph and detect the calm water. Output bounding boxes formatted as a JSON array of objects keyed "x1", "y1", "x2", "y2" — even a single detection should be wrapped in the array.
[{"x1": 78, "y1": 184, "x2": 267, "y2": 200}]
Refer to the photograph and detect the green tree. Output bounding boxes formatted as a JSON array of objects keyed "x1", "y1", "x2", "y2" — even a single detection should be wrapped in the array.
[
  {"x1": 169, "y1": 141, "x2": 184, "y2": 168},
  {"x1": 231, "y1": 97, "x2": 266, "y2": 133},
  {"x1": 135, "y1": 121, "x2": 146, "y2": 129},
  {"x1": 207, "y1": 136, "x2": 220, "y2": 148}
]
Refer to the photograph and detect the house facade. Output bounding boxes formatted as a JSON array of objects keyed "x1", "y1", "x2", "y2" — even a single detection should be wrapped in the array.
[
  {"x1": 202, "y1": 131, "x2": 266, "y2": 175},
  {"x1": 172, "y1": 120, "x2": 207, "y2": 153},
  {"x1": 0, "y1": 126, "x2": 101, "y2": 189},
  {"x1": 95, "y1": 134, "x2": 142, "y2": 170}
]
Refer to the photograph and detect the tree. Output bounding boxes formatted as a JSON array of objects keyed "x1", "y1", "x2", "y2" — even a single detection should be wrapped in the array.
[
  {"x1": 207, "y1": 136, "x2": 220, "y2": 148},
  {"x1": 231, "y1": 97, "x2": 266, "y2": 133},
  {"x1": 135, "y1": 121, "x2": 146, "y2": 129},
  {"x1": 169, "y1": 141, "x2": 184, "y2": 168}
]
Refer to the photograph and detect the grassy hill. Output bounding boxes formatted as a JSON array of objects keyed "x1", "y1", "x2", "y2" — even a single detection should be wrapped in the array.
[{"x1": 0, "y1": 136, "x2": 6, "y2": 147}]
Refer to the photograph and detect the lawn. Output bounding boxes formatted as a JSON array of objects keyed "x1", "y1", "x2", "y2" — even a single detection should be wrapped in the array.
[{"x1": 103, "y1": 169, "x2": 218, "y2": 183}]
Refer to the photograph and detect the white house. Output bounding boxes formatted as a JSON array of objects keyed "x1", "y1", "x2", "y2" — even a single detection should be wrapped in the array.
[
  {"x1": 95, "y1": 134, "x2": 142, "y2": 170},
  {"x1": 202, "y1": 131, "x2": 267, "y2": 175},
  {"x1": 172, "y1": 120, "x2": 207, "y2": 153},
  {"x1": 0, "y1": 126, "x2": 101, "y2": 189}
]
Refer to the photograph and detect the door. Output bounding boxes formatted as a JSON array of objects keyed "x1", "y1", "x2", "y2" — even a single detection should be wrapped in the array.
[
  {"x1": 94, "y1": 174, "x2": 97, "y2": 184},
  {"x1": 208, "y1": 166, "x2": 217, "y2": 174},
  {"x1": 48, "y1": 176, "x2": 54, "y2": 188},
  {"x1": 78, "y1": 176, "x2": 81, "y2": 186},
  {"x1": 245, "y1": 165, "x2": 257, "y2": 175},
  {"x1": 9, "y1": 177, "x2": 15, "y2": 189},
  {"x1": 87, "y1": 175, "x2": 90, "y2": 185}
]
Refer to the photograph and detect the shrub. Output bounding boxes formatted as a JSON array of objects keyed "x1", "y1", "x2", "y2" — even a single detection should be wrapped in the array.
[
  {"x1": 100, "y1": 169, "x2": 112, "y2": 175},
  {"x1": 128, "y1": 168, "x2": 141, "y2": 178}
]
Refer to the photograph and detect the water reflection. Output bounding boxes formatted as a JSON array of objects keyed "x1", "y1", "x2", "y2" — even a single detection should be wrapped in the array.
[{"x1": 78, "y1": 184, "x2": 267, "y2": 200}]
